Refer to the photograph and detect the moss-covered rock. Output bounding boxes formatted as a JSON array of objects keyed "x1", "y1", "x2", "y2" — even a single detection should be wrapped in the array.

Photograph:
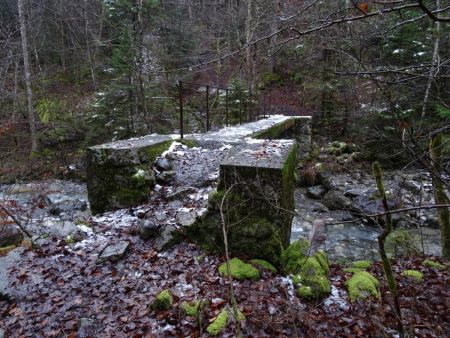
[
  {"x1": 352, "y1": 260, "x2": 372, "y2": 270},
  {"x1": 182, "y1": 299, "x2": 208, "y2": 317},
  {"x1": 401, "y1": 270, "x2": 424, "y2": 282},
  {"x1": 150, "y1": 289, "x2": 173, "y2": 311},
  {"x1": 206, "y1": 309, "x2": 229, "y2": 336},
  {"x1": 423, "y1": 259, "x2": 445, "y2": 270},
  {"x1": 346, "y1": 271, "x2": 380, "y2": 302},
  {"x1": 250, "y1": 259, "x2": 277, "y2": 273},
  {"x1": 280, "y1": 239, "x2": 309, "y2": 274},
  {"x1": 218, "y1": 258, "x2": 260, "y2": 280},
  {"x1": 298, "y1": 285, "x2": 313, "y2": 299}
]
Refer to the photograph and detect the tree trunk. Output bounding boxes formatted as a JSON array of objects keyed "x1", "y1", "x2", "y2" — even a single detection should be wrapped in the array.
[
  {"x1": 18, "y1": 0, "x2": 38, "y2": 153},
  {"x1": 430, "y1": 134, "x2": 450, "y2": 259}
]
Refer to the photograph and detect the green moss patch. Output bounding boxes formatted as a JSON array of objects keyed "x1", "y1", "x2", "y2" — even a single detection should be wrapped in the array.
[
  {"x1": 423, "y1": 259, "x2": 445, "y2": 270},
  {"x1": 298, "y1": 285, "x2": 313, "y2": 299},
  {"x1": 182, "y1": 299, "x2": 208, "y2": 317},
  {"x1": 150, "y1": 289, "x2": 173, "y2": 311},
  {"x1": 250, "y1": 259, "x2": 277, "y2": 273},
  {"x1": 352, "y1": 260, "x2": 372, "y2": 270},
  {"x1": 206, "y1": 308, "x2": 229, "y2": 336},
  {"x1": 402, "y1": 270, "x2": 424, "y2": 282},
  {"x1": 346, "y1": 271, "x2": 380, "y2": 302},
  {"x1": 281, "y1": 239, "x2": 309, "y2": 274},
  {"x1": 219, "y1": 258, "x2": 260, "y2": 280}
]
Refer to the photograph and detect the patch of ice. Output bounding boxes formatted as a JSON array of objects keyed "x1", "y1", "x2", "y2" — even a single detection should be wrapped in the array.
[{"x1": 279, "y1": 276, "x2": 296, "y2": 300}]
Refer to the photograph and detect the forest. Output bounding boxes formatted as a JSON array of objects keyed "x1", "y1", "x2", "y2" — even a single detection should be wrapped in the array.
[{"x1": 0, "y1": 0, "x2": 449, "y2": 337}]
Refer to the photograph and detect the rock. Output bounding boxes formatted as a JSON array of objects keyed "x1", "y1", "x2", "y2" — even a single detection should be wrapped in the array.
[
  {"x1": 0, "y1": 224, "x2": 23, "y2": 247},
  {"x1": 98, "y1": 241, "x2": 130, "y2": 263},
  {"x1": 166, "y1": 187, "x2": 196, "y2": 201},
  {"x1": 77, "y1": 318, "x2": 97, "y2": 338},
  {"x1": 307, "y1": 185, "x2": 327, "y2": 199},
  {"x1": 0, "y1": 247, "x2": 27, "y2": 301},
  {"x1": 0, "y1": 328, "x2": 4, "y2": 338},
  {"x1": 175, "y1": 208, "x2": 197, "y2": 226},
  {"x1": 155, "y1": 170, "x2": 175, "y2": 184},
  {"x1": 140, "y1": 220, "x2": 160, "y2": 240},
  {"x1": 322, "y1": 189, "x2": 352, "y2": 210},
  {"x1": 154, "y1": 225, "x2": 177, "y2": 250},
  {"x1": 351, "y1": 189, "x2": 400, "y2": 216},
  {"x1": 155, "y1": 157, "x2": 173, "y2": 171},
  {"x1": 7, "y1": 183, "x2": 34, "y2": 194},
  {"x1": 310, "y1": 201, "x2": 328, "y2": 213}
]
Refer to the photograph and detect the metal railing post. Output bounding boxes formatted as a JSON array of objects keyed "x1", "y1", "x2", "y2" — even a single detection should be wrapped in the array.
[
  {"x1": 178, "y1": 81, "x2": 184, "y2": 139},
  {"x1": 206, "y1": 85, "x2": 210, "y2": 131},
  {"x1": 225, "y1": 89, "x2": 229, "y2": 127},
  {"x1": 239, "y1": 93, "x2": 242, "y2": 125}
]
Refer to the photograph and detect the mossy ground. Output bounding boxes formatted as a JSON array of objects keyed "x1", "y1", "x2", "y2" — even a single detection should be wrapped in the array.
[
  {"x1": 218, "y1": 258, "x2": 260, "y2": 280},
  {"x1": 182, "y1": 299, "x2": 208, "y2": 317},
  {"x1": 402, "y1": 269, "x2": 424, "y2": 282},
  {"x1": 206, "y1": 308, "x2": 229, "y2": 336},
  {"x1": 423, "y1": 259, "x2": 445, "y2": 270},
  {"x1": 346, "y1": 271, "x2": 380, "y2": 302},
  {"x1": 352, "y1": 260, "x2": 372, "y2": 270},
  {"x1": 150, "y1": 289, "x2": 173, "y2": 311},
  {"x1": 250, "y1": 259, "x2": 277, "y2": 273}
]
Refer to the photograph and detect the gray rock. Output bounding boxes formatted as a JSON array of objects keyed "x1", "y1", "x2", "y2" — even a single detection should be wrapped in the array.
[
  {"x1": 154, "y1": 225, "x2": 178, "y2": 250},
  {"x1": 0, "y1": 224, "x2": 23, "y2": 247},
  {"x1": 98, "y1": 241, "x2": 129, "y2": 263},
  {"x1": 351, "y1": 191, "x2": 400, "y2": 216},
  {"x1": 175, "y1": 208, "x2": 197, "y2": 226},
  {"x1": 0, "y1": 328, "x2": 4, "y2": 338},
  {"x1": 306, "y1": 185, "x2": 327, "y2": 199},
  {"x1": 166, "y1": 187, "x2": 196, "y2": 201},
  {"x1": 322, "y1": 189, "x2": 352, "y2": 210},
  {"x1": 140, "y1": 219, "x2": 160, "y2": 240},
  {"x1": 310, "y1": 201, "x2": 328, "y2": 213},
  {"x1": 156, "y1": 170, "x2": 175, "y2": 184},
  {"x1": 0, "y1": 247, "x2": 26, "y2": 300},
  {"x1": 155, "y1": 157, "x2": 173, "y2": 171}
]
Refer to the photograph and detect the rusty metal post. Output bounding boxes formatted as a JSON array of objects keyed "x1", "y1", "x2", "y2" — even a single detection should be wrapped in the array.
[
  {"x1": 225, "y1": 89, "x2": 229, "y2": 127},
  {"x1": 206, "y1": 85, "x2": 210, "y2": 131},
  {"x1": 178, "y1": 81, "x2": 184, "y2": 139},
  {"x1": 239, "y1": 93, "x2": 242, "y2": 124}
]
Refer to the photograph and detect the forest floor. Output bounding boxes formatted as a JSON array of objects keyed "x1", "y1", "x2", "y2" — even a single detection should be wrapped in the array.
[{"x1": 0, "y1": 235, "x2": 448, "y2": 337}]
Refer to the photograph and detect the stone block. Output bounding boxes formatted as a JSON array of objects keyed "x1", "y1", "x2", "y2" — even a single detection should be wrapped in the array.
[{"x1": 86, "y1": 135, "x2": 177, "y2": 214}]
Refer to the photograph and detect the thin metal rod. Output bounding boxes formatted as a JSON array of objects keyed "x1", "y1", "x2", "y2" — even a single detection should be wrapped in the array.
[
  {"x1": 178, "y1": 81, "x2": 183, "y2": 139},
  {"x1": 206, "y1": 85, "x2": 210, "y2": 132},
  {"x1": 225, "y1": 89, "x2": 229, "y2": 127}
]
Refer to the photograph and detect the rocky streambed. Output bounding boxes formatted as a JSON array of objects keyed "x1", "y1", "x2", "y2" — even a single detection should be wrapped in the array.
[{"x1": 291, "y1": 169, "x2": 443, "y2": 261}]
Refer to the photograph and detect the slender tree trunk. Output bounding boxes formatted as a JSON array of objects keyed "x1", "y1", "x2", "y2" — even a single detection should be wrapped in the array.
[
  {"x1": 18, "y1": 0, "x2": 38, "y2": 153},
  {"x1": 430, "y1": 134, "x2": 450, "y2": 258},
  {"x1": 245, "y1": 0, "x2": 254, "y2": 96},
  {"x1": 421, "y1": 0, "x2": 441, "y2": 118}
]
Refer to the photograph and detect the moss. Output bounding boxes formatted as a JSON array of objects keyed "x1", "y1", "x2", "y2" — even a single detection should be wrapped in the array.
[
  {"x1": 182, "y1": 299, "x2": 208, "y2": 317},
  {"x1": 292, "y1": 274, "x2": 301, "y2": 286},
  {"x1": 401, "y1": 270, "x2": 424, "y2": 282},
  {"x1": 300, "y1": 256, "x2": 326, "y2": 279},
  {"x1": 423, "y1": 259, "x2": 445, "y2": 270},
  {"x1": 304, "y1": 275, "x2": 331, "y2": 297},
  {"x1": 298, "y1": 285, "x2": 313, "y2": 299},
  {"x1": 218, "y1": 258, "x2": 260, "y2": 280},
  {"x1": 250, "y1": 259, "x2": 277, "y2": 273},
  {"x1": 314, "y1": 250, "x2": 330, "y2": 274},
  {"x1": 352, "y1": 260, "x2": 372, "y2": 270},
  {"x1": 150, "y1": 289, "x2": 173, "y2": 311},
  {"x1": 0, "y1": 245, "x2": 16, "y2": 257},
  {"x1": 344, "y1": 267, "x2": 363, "y2": 274},
  {"x1": 281, "y1": 239, "x2": 309, "y2": 274},
  {"x1": 346, "y1": 271, "x2": 380, "y2": 302},
  {"x1": 138, "y1": 140, "x2": 174, "y2": 163},
  {"x1": 206, "y1": 308, "x2": 229, "y2": 336}
]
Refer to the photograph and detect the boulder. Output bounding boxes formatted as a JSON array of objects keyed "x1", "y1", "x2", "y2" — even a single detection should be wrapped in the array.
[
  {"x1": 322, "y1": 189, "x2": 352, "y2": 210},
  {"x1": 98, "y1": 241, "x2": 130, "y2": 263},
  {"x1": 140, "y1": 220, "x2": 160, "y2": 240},
  {"x1": 0, "y1": 225, "x2": 23, "y2": 247}
]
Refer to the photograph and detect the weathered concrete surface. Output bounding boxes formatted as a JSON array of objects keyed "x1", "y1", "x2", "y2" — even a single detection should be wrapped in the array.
[
  {"x1": 86, "y1": 135, "x2": 177, "y2": 214},
  {"x1": 188, "y1": 139, "x2": 297, "y2": 265},
  {"x1": 86, "y1": 115, "x2": 311, "y2": 214}
]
